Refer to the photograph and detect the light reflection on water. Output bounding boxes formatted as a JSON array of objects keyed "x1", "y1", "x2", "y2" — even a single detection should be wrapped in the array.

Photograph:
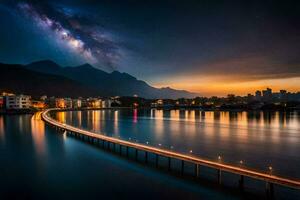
[
  {"x1": 31, "y1": 112, "x2": 46, "y2": 155},
  {"x1": 53, "y1": 109, "x2": 300, "y2": 179},
  {"x1": 0, "y1": 116, "x2": 4, "y2": 143}
]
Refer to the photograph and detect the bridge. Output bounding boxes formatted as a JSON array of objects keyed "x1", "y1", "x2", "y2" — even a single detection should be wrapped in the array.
[{"x1": 41, "y1": 109, "x2": 300, "y2": 198}]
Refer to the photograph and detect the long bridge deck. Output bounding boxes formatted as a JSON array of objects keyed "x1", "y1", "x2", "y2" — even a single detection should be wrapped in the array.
[{"x1": 41, "y1": 109, "x2": 300, "y2": 194}]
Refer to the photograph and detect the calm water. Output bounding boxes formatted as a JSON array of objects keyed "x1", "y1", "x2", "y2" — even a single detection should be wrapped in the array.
[
  {"x1": 1, "y1": 110, "x2": 300, "y2": 199},
  {"x1": 53, "y1": 109, "x2": 300, "y2": 179},
  {"x1": 0, "y1": 113, "x2": 254, "y2": 200}
]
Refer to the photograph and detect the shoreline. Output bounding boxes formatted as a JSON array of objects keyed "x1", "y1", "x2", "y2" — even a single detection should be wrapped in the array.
[{"x1": 1, "y1": 106, "x2": 300, "y2": 115}]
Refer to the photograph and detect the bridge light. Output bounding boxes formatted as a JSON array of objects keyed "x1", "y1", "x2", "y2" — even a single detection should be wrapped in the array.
[
  {"x1": 218, "y1": 155, "x2": 222, "y2": 162},
  {"x1": 189, "y1": 150, "x2": 193, "y2": 153},
  {"x1": 158, "y1": 143, "x2": 162, "y2": 146},
  {"x1": 239, "y1": 160, "x2": 244, "y2": 167},
  {"x1": 269, "y1": 166, "x2": 273, "y2": 175}
]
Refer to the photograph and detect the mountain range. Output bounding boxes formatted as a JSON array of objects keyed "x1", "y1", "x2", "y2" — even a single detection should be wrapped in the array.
[{"x1": 0, "y1": 60, "x2": 199, "y2": 99}]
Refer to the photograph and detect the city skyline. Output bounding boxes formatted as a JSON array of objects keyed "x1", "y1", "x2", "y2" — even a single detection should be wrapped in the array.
[{"x1": 0, "y1": 0, "x2": 299, "y2": 96}]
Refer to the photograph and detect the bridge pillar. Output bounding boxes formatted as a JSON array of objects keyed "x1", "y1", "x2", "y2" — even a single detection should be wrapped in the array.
[
  {"x1": 195, "y1": 164, "x2": 199, "y2": 177},
  {"x1": 135, "y1": 149, "x2": 138, "y2": 160},
  {"x1": 266, "y1": 182, "x2": 274, "y2": 199},
  {"x1": 168, "y1": 157, "x2": 171, "y2": 171},
  {"x1": 217, "y1": 169, "x2": 222, "y2": 184},
  {"x1": 126, "y1": 146, "x2": 129, "y2": 157},
  {"x1": 239, "y1": 175, "x2": 244, "y2": 190},
  {"x1": 113, "y1": 143, "x2": 116, "y2": 152},
  {"x1": 155, "y1": 154, "x2": 159, "y2": 168},
  {"x1": 181, "y1": 160, "x2": 184, "y2": 175},
  {"x1": 145, "y1": 152, "x2": 148, "y2": 163},
  {"x1": 119, "y1": 145, "x2": 122, "y2": 155}
]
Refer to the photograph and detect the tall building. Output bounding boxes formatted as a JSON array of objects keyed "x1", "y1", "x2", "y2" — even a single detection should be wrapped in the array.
[
  {"x1": 262, "y1": 88, "x2": 272, "y2": 101},
  {"x1": 4, "y1": 95, "x2": 31, "y2": 109},
  {"x1": 255, "y1": 90, "x2": 262, "y2": 101},
  {"x1": 279, "y1": 90, "x2": 287, "y2": 101}
]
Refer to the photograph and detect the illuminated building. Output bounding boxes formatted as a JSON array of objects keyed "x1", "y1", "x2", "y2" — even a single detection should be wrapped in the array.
[
  {"x1": 31, "y1": 100, "x2": 46, "y2": 109},
  {"x1": 65, "y1": 98, "x2": 73, "y2": 108},
  {"x1": 55, "y1": 98, "x2": 66, "y2": 108},
  {"x1": 102, "y1": 99, "x2": 112, "y2": 108},
  {"x1": 87, "y1": 98, "x2": 102, "y2": 108},
  {"x1": 72, "y1": 99, "x2": 82, "y2": 108},
  {"x1": 40, "y1": 95, "x2": 47, "y2": 101},
  {"x1": 4, "y1": 94, "x2": 31, "y2": 109}
]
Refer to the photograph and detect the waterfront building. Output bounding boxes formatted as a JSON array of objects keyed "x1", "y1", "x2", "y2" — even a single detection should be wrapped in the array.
[
  {"x1": 255, "y1": 90, "x2": 262, "y2": 101},
  {"x1": 72, "y1": 99, "x2": 82, "y2": 108},
  {"x1": 262, "y1": 88, "x2": 272, "y2": 101},
  {"x1": 247, "y1": 94, "x2": 254, "y2": 102},
  {"x1": 279, "y1": 90, "x2": 287, "y2": 101},
  {"x1": 102, "y1": 99, "x2": 112, "y2": 108},
  {"x1": 87, "y1": 98, "x2": 102, "y2": 108},
  {"x1": 55, "y1": 98, "x2": 66, "y2": 108},
  {"x1": 4, "y1": 94, "x2": 31, "y2": 109},
  {"x1": 31, "y1": 100, "x2": 46, "y2": 109},
  {"x1": 65, "y1": 98, "x2": 73, "y2": 108}
]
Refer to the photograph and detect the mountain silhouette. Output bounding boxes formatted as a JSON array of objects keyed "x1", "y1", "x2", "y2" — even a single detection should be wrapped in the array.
[
  {"x1": 1, "y1": 60, "x2": 198, "y2": 98},
  {"x1": 0, "y1": 63, "x2": 96, "y2": 97}
]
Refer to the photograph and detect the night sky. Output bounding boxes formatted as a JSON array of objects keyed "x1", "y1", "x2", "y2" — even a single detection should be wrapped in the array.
[{"x1": 0, "y1": 0, "x2": 299, "y2": 96}]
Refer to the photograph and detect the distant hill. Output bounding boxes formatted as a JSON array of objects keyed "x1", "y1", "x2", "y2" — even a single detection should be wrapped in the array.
[
  {"x1": 24, "y1": 60, "x2": 199, "y2": 99},
  {"x1": 0, "y1": 63, "x2": 96, "y2": 98}
]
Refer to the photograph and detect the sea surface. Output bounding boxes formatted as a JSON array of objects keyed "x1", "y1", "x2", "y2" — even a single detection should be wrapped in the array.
[{"x1": 1, "y1": 109, "x2": 300, "y2": 199}]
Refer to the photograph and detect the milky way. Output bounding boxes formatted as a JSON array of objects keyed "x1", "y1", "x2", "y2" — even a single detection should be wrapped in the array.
[
  {"x1": 17, "y1": 2, "x2": 121, "y2": 70},
  {"x1": 1, "y1": 0, "x2": 299, "y2": 96}
]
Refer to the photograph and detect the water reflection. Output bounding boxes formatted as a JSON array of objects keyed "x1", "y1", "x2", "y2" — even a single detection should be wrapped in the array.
[
  {"x1": 153, "y1": 110, "x2": 164, "y2": 140},
  {"x1": 31, "y1": 112, "x2": 46, "y2": 155},
  {"x1": 114, "y1": 110, "x2": 119, "y2": 135},
  {"x1": 54, "y1": 109, "x2": 300, "y2": 178},
  {"x1": 92, "y1": 110, "x2": 100, "y2": 132},
  {"x1": 133, "y1": 109, "x2": 138, "y2": 123},
  {"x1": 0, "y1": 116, "x2": 4, "y2": 142},
  {"x1": 77, "y1": 111, "x2": 82, "y2": 127},
  {"x1": 57, "y1": 112, "x2": 66, "y2": 124}
]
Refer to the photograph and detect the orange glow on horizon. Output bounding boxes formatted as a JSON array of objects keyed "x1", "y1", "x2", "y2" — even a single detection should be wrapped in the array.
[{"x1": 153, "y1": 77, "x2": 300, "y2": 97}]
